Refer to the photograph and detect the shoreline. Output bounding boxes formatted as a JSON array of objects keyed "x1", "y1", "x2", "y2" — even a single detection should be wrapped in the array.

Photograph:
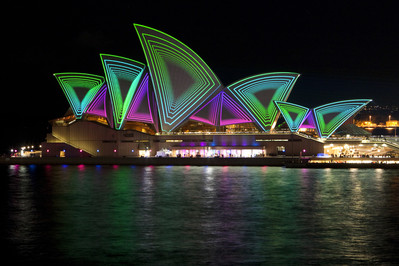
[{"x1": 1, "y1": 157, "x2": 398, "y2": 169}]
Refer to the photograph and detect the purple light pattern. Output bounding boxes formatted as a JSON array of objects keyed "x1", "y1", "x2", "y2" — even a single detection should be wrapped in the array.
[
  {"x1": 190, "y1": 91, "x2": 253, "y2": 126},
  {"x1": 190, "y1": 93, "x2": 221, "y2": 125},
  {"x1": 299, "y1": 111, "x2": 316, "y2": 129},
  {"x1": 86, "y1": 83, "x2": 108, "y2": 117},
  {"x1": 125, "y1": 73, "x2": 153, "y2": 123},
  {"x1": 219, "y1": 92, "x2": 252, "y2": 126}
]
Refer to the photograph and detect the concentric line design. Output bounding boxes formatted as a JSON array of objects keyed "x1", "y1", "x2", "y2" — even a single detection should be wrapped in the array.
[
  {"x1": 274, "y1": 101, "x2": 310, "y2": 132},
  {"x1": 219, "y1": 92, "x2": 252, "y2": 126},
  {"x1": 85, "y1": 83, "x2": 115, "y2": 127},
  {"x1": 100, "y1": 54, "x2": 146, "y2": 130},
  {"x1": 125, "y1": 73, "x2": 153, "y2": 123},
  {"x1": 299, "y1": 111, "x2": 316, "y2": 129},
  {"x1": 135, "y1": 24, "x2": 223, "y2": 132},
  {"x1": 228, "y1": 73, "x2": 300, "y2": 131},
  {"x1": 313, "y1": 99, "x2": 372, "y2": 138},
  {"x1": 54, "y1": 25, "x2": 373, "y2": 140},
  {"x1": 86, "y1": 83, "x2": 108, "y2": 117},
  {"x1": 53, "y1": 73, "x2": 104, "y2": 119},
  {"x1": 190, "y1": 93, "x2": 221, "y2": 126}
]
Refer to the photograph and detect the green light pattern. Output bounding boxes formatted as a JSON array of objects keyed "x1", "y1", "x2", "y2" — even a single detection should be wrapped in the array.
[
  {"x1": 313, "y1": 99, "x2": 372, "y2": 138},
  {"x1": 274, "y1": 101, "x2": 310, "y2": 132},
  {"x1": 100, "y1": 54, "x2": 146, "y2": 130},
  {"x1": 227, "y1": 73, "x2": 300, "y2": 131},
  {"x1": 134, "y1": 24, "x2": 223, "y2": 132},
  {"x1": 54, "y1": 73, "x2": 104, "y2": 119}
]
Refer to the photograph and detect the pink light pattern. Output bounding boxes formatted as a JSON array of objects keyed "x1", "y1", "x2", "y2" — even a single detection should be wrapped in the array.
[
  {"x1": 299, "y1": 111, "x2": 316, "y2": 129},
  {"x1": 190, "y1": 91, "x2": 253, "y2": 126},
  {"x1": 219, "y1": 92, "x2": 252, "y2": 126},
  {"x1": 86, "y1": 83, "x2": 108, "y2": 117},
  {"x1": 125, "y1": 73, "x2": 153, "y2": 123},
  {"x1": 190, "y1": 93, "x2": 221, "y2": 125}
]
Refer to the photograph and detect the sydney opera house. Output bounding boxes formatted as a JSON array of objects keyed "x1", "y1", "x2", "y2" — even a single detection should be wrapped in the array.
[{"x1": 42, "y1": 24, "x2": 372, "y2": 158}]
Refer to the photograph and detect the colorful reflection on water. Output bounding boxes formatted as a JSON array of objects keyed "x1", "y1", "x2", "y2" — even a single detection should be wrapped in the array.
[{"x1": 2, "y1": 165, "x2": 399, "y2": 264}]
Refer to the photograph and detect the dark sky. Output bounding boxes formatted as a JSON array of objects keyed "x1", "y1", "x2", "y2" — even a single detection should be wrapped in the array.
[{"x1": 2, "y1": 1, "x2": 399, "y2": 152}]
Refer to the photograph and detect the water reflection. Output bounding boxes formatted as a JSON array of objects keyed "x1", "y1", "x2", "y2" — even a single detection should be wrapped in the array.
[
  {"x1": 7, "y1": 166, "x2": 37, "y2": 257},
  {"x1": 2, "y1": 165, "x2": 399, "y2": 264}
]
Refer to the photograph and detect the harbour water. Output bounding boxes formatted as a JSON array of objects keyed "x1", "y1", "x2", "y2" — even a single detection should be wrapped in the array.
[{"x1": 2, "y1": 165, "x2": 399, "y2": 264}]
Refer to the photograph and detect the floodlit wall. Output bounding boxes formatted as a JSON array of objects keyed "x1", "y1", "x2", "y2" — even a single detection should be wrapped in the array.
[
  {"x1": 47, "y1": 120, "x2": 323, "y2": 157},
  {"x1": 50, "y1": 121, "x2": 153, "y2": 157}
]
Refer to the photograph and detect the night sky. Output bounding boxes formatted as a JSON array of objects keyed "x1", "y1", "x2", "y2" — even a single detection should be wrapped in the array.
[{"x1": 2, "y1": 1, "x2": 399, "y2": 152}]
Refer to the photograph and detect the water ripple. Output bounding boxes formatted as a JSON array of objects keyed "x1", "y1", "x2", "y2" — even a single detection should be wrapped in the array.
[{"x1": 1, "y1": 165, "x2": 399, "y2": 264}]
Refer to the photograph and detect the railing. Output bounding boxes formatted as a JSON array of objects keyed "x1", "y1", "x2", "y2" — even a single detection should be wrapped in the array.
[{"x1": 360, "y1": 137, "x2": 399, "y2": 150}]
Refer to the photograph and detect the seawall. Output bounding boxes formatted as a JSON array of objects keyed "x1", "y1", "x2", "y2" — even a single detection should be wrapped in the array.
[
  {"x1": 1, "y1": 157, "x2": 287, "y2": 166},
  {"x1": 1, "y1": 157, "x2": 398, "y2": 168}
]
